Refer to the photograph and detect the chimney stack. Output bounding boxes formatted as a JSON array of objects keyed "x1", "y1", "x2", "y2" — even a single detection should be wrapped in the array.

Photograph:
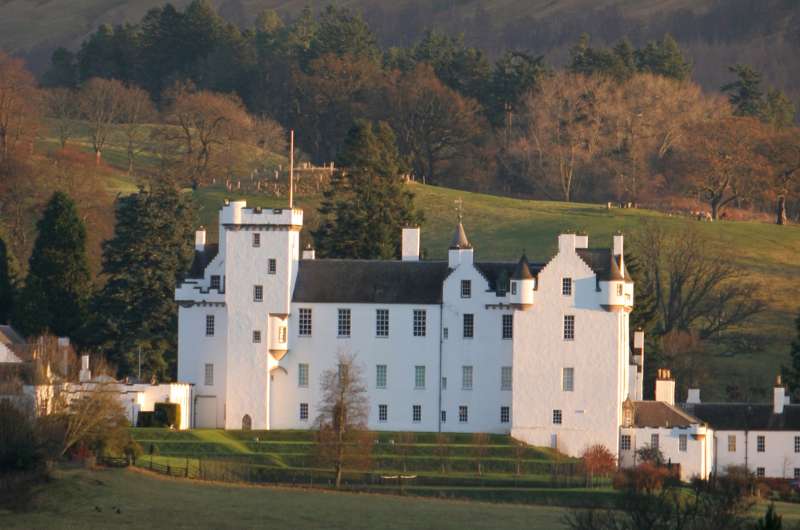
[
  {"x1": 402, "y1": 227, "x2": 421, "y2": 262},
  {"x1": 687, "y1": 388, "x2": 701, "y2": 404},
  {"x1": 655, "y1": 368, "x2": 676, "y2": 406},
  {"x1": 195, "y1": 227, "x2": 207, "y2": 252},
  {"x1": 613, "y1": 232, "x2": 625, "y2": 272},
  {"x1": 774, "y1": 375, "x2": 786, "y2": 414},
  {"x1": 302, "y1": 244, "x2": 316, "y2": 260}
]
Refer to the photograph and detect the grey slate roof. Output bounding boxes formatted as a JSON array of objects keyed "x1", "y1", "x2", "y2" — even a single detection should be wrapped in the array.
[
  {"x1": 293, "y1": 260, "x2": 450, "y2": 304},
  {"x1": 686, "y1": 403, "x2": 800, "y2": 431},
  {"x1": 631, "y1": 401, "x2": 702, "y2": 428},
  {"x1": 576, "y1": 248, "x2": 633, "y2": 282},
  {"x1": 188, "y1": 244, "x2": 219, "y2": 279}
]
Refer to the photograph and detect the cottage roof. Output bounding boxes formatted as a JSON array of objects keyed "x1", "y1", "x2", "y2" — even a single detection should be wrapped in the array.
[
  {"x1": 686, "y1": 403, "x2": 800, "y2": 431},
  {"x1": 630, "y1": 400, "x2": 702, "y2": 428}
]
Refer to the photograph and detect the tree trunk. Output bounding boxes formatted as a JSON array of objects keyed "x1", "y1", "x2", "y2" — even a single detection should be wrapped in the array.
[
  {"x1": 777, "y1": 195, "x2": 788, "y2": 225},
  {"x1": 335, "y1": 463, "x2": 342, "y2": 489},
  {"x1": 710, "y1": 199, "x2": 720, "y2": 221},
  {"x1": 95, "y1": 150, "x2": 102, "y2": 166}
]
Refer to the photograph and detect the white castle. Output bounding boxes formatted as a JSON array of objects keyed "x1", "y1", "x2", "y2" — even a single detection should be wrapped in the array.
[{"x1": 175, "y1": 201, "x2": 800, "y2": 481}]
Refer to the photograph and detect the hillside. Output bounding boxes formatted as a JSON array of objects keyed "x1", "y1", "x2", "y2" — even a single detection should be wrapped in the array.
[
  {"x1": 193, "y1": 182, "x2": 800, "y2": 401},
  {"x1": 2, "y1": 0, "x2": 799, "y2": 103}
]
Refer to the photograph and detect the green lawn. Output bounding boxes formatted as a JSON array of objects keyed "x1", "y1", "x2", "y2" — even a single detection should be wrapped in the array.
[{"x1": 0, "y1": 467, "x2": 573, "y2": 530}]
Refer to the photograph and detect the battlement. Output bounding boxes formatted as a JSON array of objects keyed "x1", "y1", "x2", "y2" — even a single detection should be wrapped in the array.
[{"x1": 220, "y1": 200, "x2": 303, "y2": 227}]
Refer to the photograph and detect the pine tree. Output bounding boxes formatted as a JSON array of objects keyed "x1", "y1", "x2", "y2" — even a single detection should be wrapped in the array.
[
  {"x1": 88, "y1": 184, "x2": 196, "y2": 380},
  {"x1": 0, "y1": 234, "x2": 17, "y2": 324},
  {"x1": 722, "y1": 64, "x2": 765, "y2": 118},
  {"x1": 312, "y1": 120, "x2": 422, "y2": 259},
  {"x1": 15, "y1": 192, "x2": 91, "y2": 338},
  {"x1": 781, "y1": 313, "x2": 800, "y2": 398}
]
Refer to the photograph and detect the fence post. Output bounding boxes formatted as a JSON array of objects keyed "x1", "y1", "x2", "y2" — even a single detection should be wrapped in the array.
[{"x1": 186, "y1": 457, "x2": 189, "y2": 478}]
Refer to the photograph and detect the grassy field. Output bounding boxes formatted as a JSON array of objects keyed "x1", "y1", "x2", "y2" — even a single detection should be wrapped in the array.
[{"x1": 0, "y1": 467, "x2": 573, "y2": 530}]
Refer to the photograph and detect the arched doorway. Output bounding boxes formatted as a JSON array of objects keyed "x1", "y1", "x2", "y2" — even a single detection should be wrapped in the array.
[{"x1": 242, "y1": 414, "x2": 252, "y2": 431}]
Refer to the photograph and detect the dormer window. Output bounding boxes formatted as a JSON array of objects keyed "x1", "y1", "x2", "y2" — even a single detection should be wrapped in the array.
[{"x1": 562, "y1": 278, "x2": 572, "y2": 296}]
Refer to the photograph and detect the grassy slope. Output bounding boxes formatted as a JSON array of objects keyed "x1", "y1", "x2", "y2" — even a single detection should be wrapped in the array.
[
  {"x1": 194, "y1": 182, "x2": 800, "y2": 400},
  {"x1": 0, "y1": 467, "x2": 572, "y2": 530}
]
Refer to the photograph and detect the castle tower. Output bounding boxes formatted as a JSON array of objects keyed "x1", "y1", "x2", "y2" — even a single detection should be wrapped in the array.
[{"x1": 510, "y1": 254, "x2": 535, "y2": 309}]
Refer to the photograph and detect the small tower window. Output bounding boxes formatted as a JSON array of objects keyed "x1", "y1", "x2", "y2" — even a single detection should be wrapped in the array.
[
  {"x1": 616, "y1": 283, "x2": 623, "y2": 296},
  {"x1": 511, "y1": 282, "x2": 517, "y2": 295}
]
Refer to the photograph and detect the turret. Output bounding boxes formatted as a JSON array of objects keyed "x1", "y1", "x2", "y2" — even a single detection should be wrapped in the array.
[
  {"x1": 448, "y1": 222, "x2": 473, "y2": 268},
  {"x1": 600, "y1": 233, "x2": 633, "y2": 311},
  {"x1": 510, "y1": 254, "x2": 535, "y2": 308}
]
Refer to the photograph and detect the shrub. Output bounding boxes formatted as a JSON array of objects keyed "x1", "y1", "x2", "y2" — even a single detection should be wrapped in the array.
[
  {"x1": 0, "y1": 399, "x2": 47, "y2": 509},
  {"x1": 153, "y1": 403, "x2": 180, "y2": 428}
]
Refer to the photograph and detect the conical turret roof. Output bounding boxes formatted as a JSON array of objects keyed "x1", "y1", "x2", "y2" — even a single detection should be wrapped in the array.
[
  {"x1": 511, "y1": 253, "x2": 534, "y2": 280},
  {"x1": 609, "y1": 254, "x2": 625, "y2": 281},
  {"x1": 449, "y1": 222, "x2": 472, "y2": 249}
]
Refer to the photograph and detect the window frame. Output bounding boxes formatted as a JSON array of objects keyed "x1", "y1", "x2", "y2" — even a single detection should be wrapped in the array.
[
  {"x1": 502, "y1": 314, "x2": 513, "y2": 339},
  {"x1": 252, "y1": 233, "x2": 261, "y2": 247},
  {"x1": 728, "y1": 435, "x2": 736, "y2": 452},
  {"x1": 458, "y1": 405, "x2": 468, "y2": 423},
  {"x1": 299, "y1": 402, "x2": 308, "y2": 421},
  {"x1": 376, "y1": 364, "x2": 387, "y2": 389},
  {"x1": 462, "y1": 365, "x2": 473, "y2": 390},
  {"x1": 414, "y1": 365, "x2": 426, "y2": 389},
  {"x1": 378, "y1": 404, "x2": 388, "y2": 422},
  {"x1": 562, "y1": 277, "x2": 572, "y2": 296},
  {"x1": 563, "y1": 315, "x2": 575, "y2": 341},
  {"x1": 298, "y1": 308, "x2": 312, "y2": 336},
  {"x1": 460, "y1": 279, "x2": 471, "y2": 298},
  {"x1": 500, "y1": 406, "x2": 510, "y2": 424},
  {"x1": 463, "y1": 313, "x2": 474, "y2": 339},
  {"x1": 620, "y1": 434, "x2": 631, "y2": 451},
  {"x1": 501, "y1": 366, "x2": 512, "y2": 391},
  {"x1": 552, "y1": 409, "x2": 562, "y2": 425},
  {"x1": 253, "y1": 284, "x2": 263, "y2": 302},
  {"x1": 210, "y1": 275, "x2": 221, "y2": 290},
  {"x1": 298, "y1": 363, "x2": 309, "y2": 387},
  {"x1": 252, "y1": 330, "x2": 261, "y2": 343},
  {"x1": 376, "y1": 309, "x2": 390, "y2": 337},
  {"x1": 651, "y1": 433, "x2": 660, "y2": 449},
  {"x1": 562, "y1": 367, "x2": 575, "y2": 392},
  {"x1": 205, "y1": 315, "x2": 215, "y2": 337},
  {"x1": 757, "y1": 435, "x2": 765, "y2": 453},
  {"x1": 268, "y1": 258, "x2": 276, "y2": 275},
  {"x1": 412, "y1": 404, "x2": 422, "y2": 423},
  {"x1": 337, "y1": 308, "x2": 351, "y2": 338},
  {"x1": 413, "y1": 309, "x2": 427, "y2": 337},
  {"x1": 679, "y1": 434, "x2": 687, "y2": 452},
  {"x1": 204, "y1": 363, "x2": 214, "y2": 386}
]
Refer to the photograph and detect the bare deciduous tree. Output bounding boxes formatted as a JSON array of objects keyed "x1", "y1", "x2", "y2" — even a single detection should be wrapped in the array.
[
  {"x1": 0, "y1": 52, "x2": 41, "y2": 163},
  {"x1": 78, "y1": 78, "x2": 126, "y2": 165},
  {"x1": 44, "y1": 88, "x2": 80, "y2": 150},
  {"x1": 630, "y1": 222, "x2": 765, "y2": 339},
  {"x1": 117, "y1": 85, "x2": 156, "y2": 175},
  {"x1": 314, "y1": 351, "x2": 371, "y2": 489}
]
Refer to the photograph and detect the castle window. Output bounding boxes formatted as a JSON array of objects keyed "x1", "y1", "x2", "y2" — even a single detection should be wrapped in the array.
[
  {"x1": 204, "y1": 363, "x2": 214, "y2": 386},
  {"x1": 562, "y1": 367, "x2": 574, "y2": 392},
  {"x1": 728, "y1": 435, "x2": 736, "y2": 452},
  {"x1": 502, "y1": 314, "x2": 513, "y2": 339},
  {"x1": 379, "y1": 404, "x2": 388, "y2": 422},
  {"x1": 413, "y1": 310, "x2": 426, "y2": 337},
  {"x1": 679, "y1": 434, "x2": 687, "y2": 452},
  {"x1": 252, "y1": 330, "x2": 261, "y2": 343},
  {"x1": 459, "y1": 406, "x2": 468, "y2": 423},
  {"x1": 205, "y1": 315, "x2": 215, "y2": 336},
  {"x1": 268, "y1": 259, "x2": 276, "y2": 274},
  {"x1": 757, "y1": 467, "x2": 765, "y2": 478},
  {"x1": 462, "y1": 366, "x2": 473, "y2": 390},
  {"x1": 620, "y1": 435, "x2": 631, "y2": 451},
  {"x1": 376, "y1": 364, "x2": 387, "y2": 389},
  {"x1": 562, "y1": 278, "x2": 572, "y2": 296},
  {"x1": 299, "y1": 403, "x2": 308, "y2": 421},
  {"x1": 552, "y1": 410, "x2": 562, "y2": 425},
  {"x1": 337, "y1": 308, "x2": 351, "y2": 337},
  {"x1": 757, "y1": 435, "x2": 765, "y2": 452},
  {"x1": 376, "y1": 309, "x2": 389, "y2": 337},
  {"x1": 501, "y1": 366, "x2": 512, "y2": 391},
  {"x1": 651, "y1": 434, "x2": 659, "y2": 449},
  {"x1": 794, "y1": 436, "x2": 800, "y2": 453},
  {"x1": 414, "y1": 366, "x2": 426, "y2": 389},
  {"x1": 253, "y1": 285, "x2": 263, "y2": 302},
  {"x1": 463, "y1": 314, "x2": 474, "y2": 338},
  {"x1": 461, "y1": 280, "x2": 471, "y2": 298},
  {"x1": 252, "y1": 233, "x2": 260, "y2": 247},
  {"x1": 441, "y1": 410, "x2": 447, "y2": 423},
  {"x1": 298, "y1": 308, "x2": 312, "y2": 336},
  {"x1": 210, "y1": 275, "x2": 220, "y2": 290},
  {"x1": 412, "y1": 405, "x2": 422, "y2": 423},
  {"x1": 563, "y1": 315, "x2": 575, "y2": 341},
  {"x1": 511, "y1": 282, "x2": 517, "y2": 295},
  {"x1": 616, "y1": 283, "x2": 623, "y2": 296},
  {"x1": 500, "y1": 406, "x2": 510, "y2": 424},
  {"x1": 298, "y1": 363, "x2": 309, "y2": 387}
]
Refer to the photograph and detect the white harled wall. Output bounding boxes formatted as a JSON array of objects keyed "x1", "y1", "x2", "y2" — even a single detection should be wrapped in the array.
[{"x1": 512, "y1": 235, "x2": 629, "y2": 457}]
